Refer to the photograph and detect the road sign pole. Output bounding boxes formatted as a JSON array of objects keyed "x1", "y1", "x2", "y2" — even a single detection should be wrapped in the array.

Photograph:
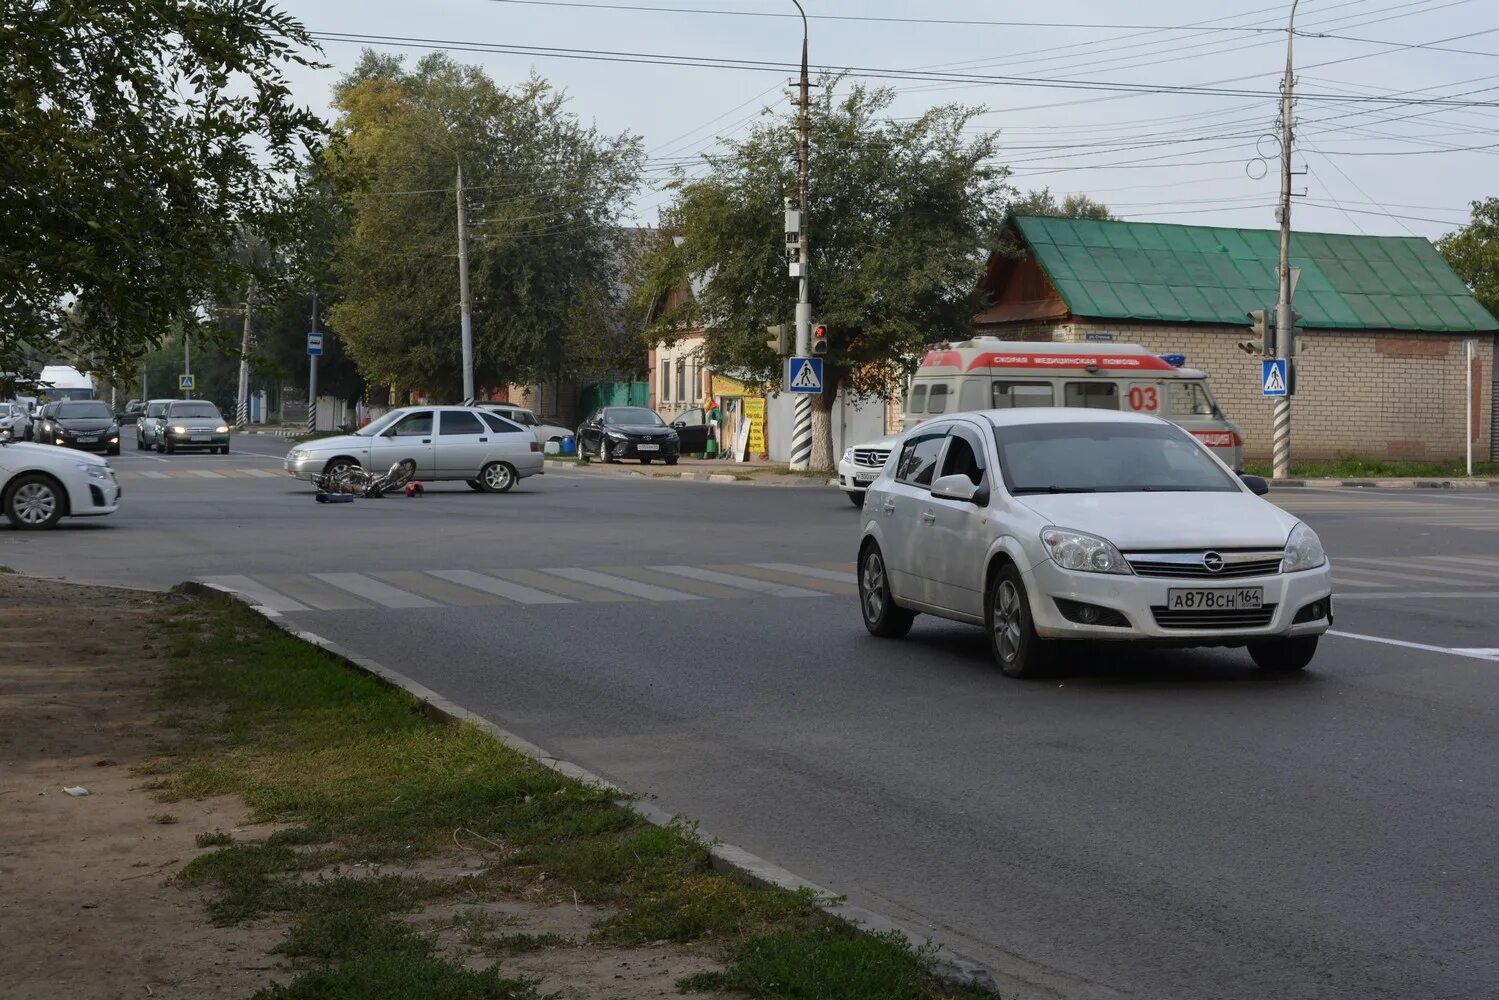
[
  {"x1": 787, "y1": 1, "x2": 813, "y2": 472},
  {"x1": 237, "y1": 280, "x2": 253, "y2": 430},
  {"x1": 1271, "y1": 2, "x2": 1299, "y2": 481},
  {"x1": 308, "y1": 293, "x2": 320, "y2": 436}
]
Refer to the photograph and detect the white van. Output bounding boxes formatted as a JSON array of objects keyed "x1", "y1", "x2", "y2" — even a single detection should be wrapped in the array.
[{"x1": 838, "y1": 339, "x2": 1242, "y2": 506}]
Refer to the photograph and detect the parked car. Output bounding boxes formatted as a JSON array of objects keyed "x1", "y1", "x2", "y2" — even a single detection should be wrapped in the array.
[
  {"x1": 667, "y1": 407, "x2": 711, "y2": 454},
  {"x1": 283, "y1": 406, "x2": 543, "y2": 493},
  {"x1": 136, "y1": 399, "x2": 172, "y2": 450},
  {"x1": 576, "y1": 407, "x2": 679, "y2": 465},
  {"x1": 856, "y1": 409, "x2": 1332, "y2": 678},
  {"x1": 39, "y1": 400, "x2": 121, "y2": 455},
  {"x1": 0, "y1": 402, "x2": 31, "y2": 445},
  {"x1": 0, "y1": 426, "x2": 120, "y2": 529},
  {"x1": 156, "y1": 400, "x2": 230, "y2": 454},
  {"x1": 118, "y1": 399, "x2": 145, "y2": 423},
  {"x1": 838, "y1": 435, "x2": 897, "y2": 507},
  {"x1": 478, "y1": 404, "x2": 571, "y2": 449},
  {"x1": 30, "y1": 402, "x2": 59, "y2": 443}
]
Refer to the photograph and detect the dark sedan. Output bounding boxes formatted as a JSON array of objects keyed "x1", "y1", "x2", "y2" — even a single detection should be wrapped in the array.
[
  {"x1": 43, "y1": 400, "x2": 121, "y2": 455},
  {"x1": 577, "y1": 406, "x2": 680, "y2": 465}
]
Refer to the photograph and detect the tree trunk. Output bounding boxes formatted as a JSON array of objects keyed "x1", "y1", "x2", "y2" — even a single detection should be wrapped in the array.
[{"x1": 808, "y1": 367, "x2": 840, "y2": 471}]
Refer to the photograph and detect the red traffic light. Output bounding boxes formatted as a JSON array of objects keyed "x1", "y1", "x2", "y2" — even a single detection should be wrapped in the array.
[{"x1": 812, "y1": 324, "x2": 828, "y2": 356}]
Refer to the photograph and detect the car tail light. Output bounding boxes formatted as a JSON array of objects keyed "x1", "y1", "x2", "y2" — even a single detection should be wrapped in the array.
[{"x1": 530, "y1": 441, "x2": 539, "y2": 452}]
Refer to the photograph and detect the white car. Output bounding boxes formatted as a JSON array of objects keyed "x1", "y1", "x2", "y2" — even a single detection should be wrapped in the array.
[
  {"x1": 283, "y1": 405, "x2": 545, "y2": 493},
  {"x1": 478, "y1": 404, "x2": 572, "y2": 449},
  {"x1": 839, "y1": 435, "x2": 896, "y2": 507},
  {"x1": 0, "y1": 429, "x2": 121, "y2": 529},
  {"x1": 857, "y1": 409, "x2": 1332, "y2": 677}
]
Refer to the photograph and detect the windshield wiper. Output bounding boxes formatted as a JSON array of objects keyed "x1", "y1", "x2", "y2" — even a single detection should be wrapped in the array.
[{"x1": 1010, "y1": 486, "x2": 1098, "y2": 495}]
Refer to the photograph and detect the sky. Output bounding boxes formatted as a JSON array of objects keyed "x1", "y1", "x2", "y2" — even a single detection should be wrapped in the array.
[{"x1": 281, "y1": 0, "x2": 1499, "y2": 242}]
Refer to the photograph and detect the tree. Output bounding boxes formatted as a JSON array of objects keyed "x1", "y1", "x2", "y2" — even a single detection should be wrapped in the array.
[
  {"x1": 1438, "y1": 198, "x2": 1499, "y2": 320},
  {"x1": 1010, "y1": 188, "x2": 1114, "y2": 220},
  {"x1": 637, "y1": 81, "x2": 1010, "y2": 469},
  {"x1": 1, "y1": 0, "x2": 325, "y2": 389},
  {"x1": 322, "y1": 52, "x2": 644, "y2": 400}
]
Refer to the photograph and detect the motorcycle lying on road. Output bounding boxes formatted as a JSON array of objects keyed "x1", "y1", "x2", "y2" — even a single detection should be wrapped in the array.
[{"x1": 310, "y1": 459, "x2": 419, "y2": 502}]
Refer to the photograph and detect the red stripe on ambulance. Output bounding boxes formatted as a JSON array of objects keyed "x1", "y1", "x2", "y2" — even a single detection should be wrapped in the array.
[{"x1": 963, "y1": 352, "x2": 1177, "y2": 372}]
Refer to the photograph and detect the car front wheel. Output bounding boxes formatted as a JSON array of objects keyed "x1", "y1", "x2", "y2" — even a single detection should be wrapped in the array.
[
  {"x1": 479, "y1": 462, "x2": 515, "y2": 494},
  {"x1": 1248, "y1": 636, "x2": 1318, "y2": 671},
  {"x1": 987, "y1": 564, "x2": 1055, "y2": 679},
  {"x1": 4, "y1": 473, "x2": 64, "y2": 530},
  {"x1": 859, "y1": 543, "x2": 915, "y2": 638}
]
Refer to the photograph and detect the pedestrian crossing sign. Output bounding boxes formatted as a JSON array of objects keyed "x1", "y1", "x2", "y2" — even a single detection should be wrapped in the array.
[
  {"x1": 787, "y1": 356, "x2": 823, "y2": 394},
  {"x1": 179, "y1": 373, "x2": 195, "y2": 391},
  {"x1": 1262, "y1": 358, "x2": 1287, "y2": 397}
]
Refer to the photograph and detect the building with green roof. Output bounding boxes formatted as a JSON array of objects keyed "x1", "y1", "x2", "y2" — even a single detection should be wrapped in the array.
[{"x1": 975, "y1": 216, "x2": 1498, "y2": 462}]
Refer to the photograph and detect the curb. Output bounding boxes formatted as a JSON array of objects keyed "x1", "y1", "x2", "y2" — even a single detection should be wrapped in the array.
[
  {"x1": 1270, "y1": 478, "x2": 1499, "y2": 490},
  {"x1": 242, "y1": 429, "x2": 300, "y2": 438},
  {"x1": 171, "y1": 580, "x2": 1001, "y2": 994},
  {"x1": 544, "y1": 461, "x2": 840, "y2": 489}
]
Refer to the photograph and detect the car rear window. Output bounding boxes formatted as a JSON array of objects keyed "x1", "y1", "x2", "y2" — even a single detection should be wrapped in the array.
[{"x1": 478, "y1": 411, "x2": 526, "y2": 435}]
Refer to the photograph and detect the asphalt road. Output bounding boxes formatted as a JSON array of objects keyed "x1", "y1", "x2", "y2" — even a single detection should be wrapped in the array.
[{"x1": 8, "y1": 433, "x2": 1499, "y2": 1000}]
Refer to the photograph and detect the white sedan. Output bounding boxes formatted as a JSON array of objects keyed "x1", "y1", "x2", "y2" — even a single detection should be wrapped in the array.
[
  {"x1": 838, "y1": 435, "x2": 897, "y2": 507},
  {"x1": 857, "y1": 409, "x2": 1332, "y2": 677},
  {"x1": 0, "y1": 431, "x2": 121, "y2": 529}
]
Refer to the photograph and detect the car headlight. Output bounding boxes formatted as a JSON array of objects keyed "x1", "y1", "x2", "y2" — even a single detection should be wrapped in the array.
[
  {"x1": 606, "y1": 429, "x2": 628, "y2": 440},
  {"x1": 288, "y1": 448, "x2": 310, "y2": 460},
  {"x1": 1283, "y1": 522, "x2": 1326, "y2": 572},
  {"x1": 78, "y1": 464, "x2": 109, "y2": 479},
  {"x1": 216, "y1": 425, "x2": 229, "y2": 433},
  {"x1": 172, "y1": 425, "x2": 187, "y2": 434},
  {"x1": 1039, "y1": 527, "x2": 1132, "y2": 575},
  {"x1": 842, "y1": 447, "x2": 854, "y2": 464}
]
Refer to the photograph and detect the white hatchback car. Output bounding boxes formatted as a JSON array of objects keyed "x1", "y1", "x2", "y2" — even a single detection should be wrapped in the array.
[
  {"x1": 857, "y1": 409, "x2": 1332, "y2": 677},
  {"x1": 0, "y1": 430, "x2": 121, "y2": 529}
]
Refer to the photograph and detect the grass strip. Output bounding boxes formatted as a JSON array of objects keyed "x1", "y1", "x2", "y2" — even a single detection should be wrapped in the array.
[
  {"x1": 1242, "y1": 457, "x2": 1499, "y2": 479},
  {"x1": 153, "y1": 596, "x2": 992, "y2": 997}
]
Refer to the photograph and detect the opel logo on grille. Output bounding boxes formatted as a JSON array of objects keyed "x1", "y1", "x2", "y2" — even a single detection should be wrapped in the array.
[{"x1": 1202, "y1": 551, "x2": 1225, "y2": 573}]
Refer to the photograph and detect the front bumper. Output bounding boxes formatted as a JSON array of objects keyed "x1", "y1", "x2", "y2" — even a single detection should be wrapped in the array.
[
  {"x1": 166, "y1": 431, "x2": 230, "y2": 448},
  {"x1": 54, "y1": 434, "x2": 120, "y2": 452},
  {"x1": 606, "y1": 437, "x2": 678, "y2": 460},
  {"x1": 838, "y1": 457, "x2": 883, "y2": 494},
  {"x1": 284, "y1": 453, "x2": 331, "y2": 480},
  {"x1": 1024, "y1": 558, "x2": 1334, "y2": 644},
  {"x1": 65, "y1": 473, "x2": 121, "y2": 516}
]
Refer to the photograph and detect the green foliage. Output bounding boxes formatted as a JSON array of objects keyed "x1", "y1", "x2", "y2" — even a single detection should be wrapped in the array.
[
  {"x1": 1438, "y1": 197, "x2": 1499, "y2": 319},
  {"x1": 1010, "y1": 188, "x2": 1114, "y2": 220},
  {"x1": 1, "y1": 0, "x2": 325, "y2": 385},
  {"x1": 322, "y1": 53, "x2": 645, "y2": 398},
  {"x1": 250, "y1": 956, "x2": 542, "y2": 1000},
  {"x1": 638, "y1": 81, "x2": 1009, "y2": 409},
  {"x1": 195, "y1": 831, "x2": 234, "y2": 848}
]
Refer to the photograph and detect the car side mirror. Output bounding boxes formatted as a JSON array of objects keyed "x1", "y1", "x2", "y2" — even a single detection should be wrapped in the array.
[
  {"x1": 931, "y1": 473, "x2": 986, "y2": 505},
  {"x1": 1240, "y1": 473, "x2": 1270, "y2": 496}
]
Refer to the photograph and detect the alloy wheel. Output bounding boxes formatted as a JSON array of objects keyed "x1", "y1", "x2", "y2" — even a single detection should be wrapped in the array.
[
  {"x1": 861, "y1": 551, "x2": 885, "y2": 623},
  {"x1": 484, "y1": 463, "x2": 513, "y2": 491},
  {"x1": 992, "y1": 580, "x2": 1022, "y2": 664},
  {"x1": 13, "y1": 482, "x2": 58, "y2": 525}
]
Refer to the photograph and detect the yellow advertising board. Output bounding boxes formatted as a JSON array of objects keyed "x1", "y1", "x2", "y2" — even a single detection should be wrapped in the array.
[{"x1": 743, "y1": 396, "x2": 766, "y2": 457}]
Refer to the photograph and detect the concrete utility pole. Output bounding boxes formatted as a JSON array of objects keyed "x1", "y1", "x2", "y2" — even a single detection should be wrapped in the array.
[
  {"x1": 183, "y1": 331, "x2": 191, "y2": 400},
  {"x1": 237, "y1": 280, "x2": 253, "y2": 428},
  {"x1": 788, "y1": 0, "x2": 814, "y2": 471},
  {"x1": 1272, "y1": 0, "x2": 1300, "y2": 481},
  {"x1": 307, "y1": 292, "x2": 320, "y2": 435},
  {"x1": 457, "y1": 162, "x2": 476, "y2": 405}
]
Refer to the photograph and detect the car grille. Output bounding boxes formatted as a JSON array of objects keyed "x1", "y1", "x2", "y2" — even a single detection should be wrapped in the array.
[
  {"x1": 853, "y1": 448, "x2": 890, "y2": 469},
  {"x1": 1151, "y1": 605, "x2": 1278, "y2": 629},
  {"x1": 1126, "y1": 550, "x2": 1283, "y2": 579}
]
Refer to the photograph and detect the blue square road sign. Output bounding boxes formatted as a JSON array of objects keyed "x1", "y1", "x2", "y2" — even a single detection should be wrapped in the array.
[
  {"x1": 1262, "y1": 358, "x2": 1287, "y2": 397},
  {"x1": 787, "y1": 356, "x2": 823, "y2": 394}
]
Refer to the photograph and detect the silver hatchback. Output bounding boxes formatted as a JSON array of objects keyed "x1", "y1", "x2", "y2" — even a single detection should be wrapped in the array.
[{"x1": 283, "y1": 406, "x2": 545, "y2": 492}]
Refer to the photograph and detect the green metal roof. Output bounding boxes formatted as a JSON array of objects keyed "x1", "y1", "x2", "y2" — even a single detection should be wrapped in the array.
[{"x1": 1013, "y1": 216, "x2": 1499, "y2": 333}]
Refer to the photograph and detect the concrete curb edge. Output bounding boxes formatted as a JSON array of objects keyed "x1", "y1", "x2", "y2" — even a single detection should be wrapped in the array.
[
  {"x1": 1269, "y1": 478, "x2": 1499, "y2": 490},
  {"x1": 544, "y1": 460, "x2": 841, "y2": 490},
  {"x1": 172, "y1": 580, "x2": 1001, "y2": 994}
]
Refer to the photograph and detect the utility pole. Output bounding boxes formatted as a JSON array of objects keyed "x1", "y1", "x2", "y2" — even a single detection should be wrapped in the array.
[
  {"x1": 1272, "y1": 0, "x2": 1300, "y2": 481},
  {"x1": 307, "y1": 292, "x2": 320, "y2": 435},
  {"x1": 237, "y1": 280, "x2": 253, "y2": 429},
  {"x1": 457, "y1": 162, "x2": 476, "y2": 405},
  {"x1": 787, "y1": 0, "x2": 814, "y2": 471},
  {"x1": 183, "y1": 330, "x2": 191, "y2": 400}
]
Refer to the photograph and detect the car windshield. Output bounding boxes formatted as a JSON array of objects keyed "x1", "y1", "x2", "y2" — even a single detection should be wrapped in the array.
[
  {"x1": 356, "y1": 410, "x2": 404, "y2": 437},
  {"x1": 996, "y1": 421, "x2": 1239, "y2": 495},
  {"x1": 57, "y1": 402, "x2": 112, "y2": 419},
  {"x1": 605, "y1": 407, "x2": 664, "y2": 426},
  {"x1": 170, "y1": 403, "x2": 222, "y2": 419}
]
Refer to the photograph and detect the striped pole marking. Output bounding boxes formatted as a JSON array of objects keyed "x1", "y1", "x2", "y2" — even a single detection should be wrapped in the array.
[
  {"x1": 789, "y1": 395, "x2": 813, "y2": 471},
  {"x1": 1271, "y1": 397, "x2": 1291, "y2": 480}
]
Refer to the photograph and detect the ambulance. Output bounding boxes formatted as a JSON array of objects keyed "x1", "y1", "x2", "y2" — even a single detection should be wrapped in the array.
[{"x1": 838, "y1": 339, "x2": 1243, "y2": 506}]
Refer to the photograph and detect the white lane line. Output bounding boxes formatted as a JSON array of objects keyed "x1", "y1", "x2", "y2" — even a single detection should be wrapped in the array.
[
  {"x1": 1328, "y1": 629, "x2": 1499, "y2": 661},
  {"x1": 1324, "y1": 563, "x2": 1468, "y2": 586},
  {"x1": 427, "y1": 569, "x2": 573, "y2": 605},
  {"x1": 1335, "y1": 591, "x2": 1499, "y2": 600},
  {"x1": 1329, "y1": 576, "x2": 1393, "y2": 589},
  {"x1": 197, "y1": 575, "x2": 310, "y2": 613},
  {"x1": 652, "y1": 564, "x2": 825, "y2": 598},
  {"x1": 138, "y1": 471, "x2": 171, "y2": 480},
  {"x1": 754, "y1": 562, "x2": 858, "y2": 585},
  {"x1": 541, "y1": 567, "x2": 702, "y2": 602},
  {"x1": 1424, "y1": 555, "x2": 1499, "y2": 572},
  {"x1": 189, "y1": 469, "x2": 224, "y2": 479},
  {"x1": 1404, "y1": 558, "x2": 1499, "y2": 581},
  {"x1": 311, "y1": 572, "x2": 437, "y2": 609},
  {"x1": 239, "y1": 468, "x2": 280, "y2": 478}
]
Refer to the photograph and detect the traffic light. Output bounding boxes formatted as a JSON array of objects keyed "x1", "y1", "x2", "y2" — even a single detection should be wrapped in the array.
[
  {"x1": 811, "y1": 323, "x2": 828, "y2": 356},
  {"x1": 765, "y1": 323, "x2": 789, "y2": 356},
  {"x1": 1238, "y1": 309, "x2": 1272, "y2": 356}
]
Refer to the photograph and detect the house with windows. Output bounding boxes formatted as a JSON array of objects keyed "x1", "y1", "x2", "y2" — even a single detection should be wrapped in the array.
[{"x1": 974, "y1": 216, "x2": 1499, "y2": 461}]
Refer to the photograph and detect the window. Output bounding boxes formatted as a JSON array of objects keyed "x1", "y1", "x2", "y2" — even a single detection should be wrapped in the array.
[
  {"x1": 390, "y1": 412, "x2": 432, "y2": 436},
  {"x1": 660, "y1": 361, "x2": 671, "y2": 403},
  {"x1": 907, "y1": 384, "x2": 928, "y2": 415},
  {"x1": 896, "y1": 433, "x2": 947, "y2": 488},
  {"x1": 438, "y1": 410, "x2": 484, "y2": 436},
  {"x1": 992, "y1": 381, "x2": 1055, "y2": 408},
  {"x1": 959, "y1": 378, "x2": 986, "y2": 412},
  {"x1": 516, "y1": 410, "x2": 538, "y2": 426},
  {"x1": 166, "y1": 402, "x2": 221, "y2": 419},
  {"x1": 926, "y1": 383, "x2": 951, "y2": 414},
  {"x1": 676, "y1": 360, "x2": 686, "y2": 403},
  {"x1": 59, "y1": 401, "x2": 113, "y2": 419},
  {"x1": 678, "y1": 407, "x2": 705, "y2": 426},
  {"x1": 994, "y1": 422, "x2": 1238, "y2": 495},
  {"x1": 939, "y1": 431, "x2": 985, "y2": 487},
  {"x1": 1064, "y1": 382, "x2": 1118, "y2": 409},
  {"x1": 1167, "y1": 381, "x2": 1217, "y2": 416},
  {"x1": 479, "y1": 411, "x2": 525, "y2": 434}
]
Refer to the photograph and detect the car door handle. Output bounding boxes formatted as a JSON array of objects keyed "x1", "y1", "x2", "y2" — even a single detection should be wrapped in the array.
[
  {"x1": 920, "y1": 509, "x2": 937, "y2": 524},
  {"x1": 477, "y1": 437, "x2": 488, "y2": 442},
  {"x1": 881, "y1": 500, "x2": 896, "y2": 515},
  {"x1": 421, "y1": 438, "x2": 431, "y2": 444}
]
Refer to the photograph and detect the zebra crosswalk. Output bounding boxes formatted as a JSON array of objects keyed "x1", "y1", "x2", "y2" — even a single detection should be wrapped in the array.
[
  {"x1": 1274, "y1": 494, "x2": 1499, "y2": 534},
  {"x1": 199, "y1": 561, "x2": 858, "y2": 614},
  {"x1": 1332, "y1": 554, "x2": 1499, "y2": 594},
  {"x1": 118, "y1": 467, "x2": 288, "y2": 481}
]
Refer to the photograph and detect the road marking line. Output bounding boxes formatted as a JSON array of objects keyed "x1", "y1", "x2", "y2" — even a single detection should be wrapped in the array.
[
  {"x1": 370, "y1": 570, "x2": 505, "y2": 607},
  {"x1": 1328, "y1": 629, "x2": 1499, "y2": 661},
  {"x1": 754, "y1": 563, "x2": 858, "y2": 585},
  {"x1": 239, "y1": 468, "x2": 280, "y2": 478},
  {"x1": 601, "y1": 565, "x2": 759, "y2": 599},
  {"x1": 652, "y1": 565, "x2": 825, "y2": 598},
  {"x1": 311, "y1": 572, "x2": 437, "y2": 609},
  {"x1": 1423, "y1": 555, "x2": 1499, "y2": 571},
  {"x1": 1325, "y1": 563, "x2": 1468, "y2": 586},
  {"x1": 1456, "y1": 647, "x2": 1499, "y2": 656},
  {"x1": 189, "y1": 470, "x2": 224, "y2": 479},
  {"x1": 428, "y1": 569, "x2": 572, "y2": 605},
  {"x1": 542, "y1": 567, "x2": 702, "y2": 602},
  {"x1": 491, "y1": 568, "x2": 633, "y2": 603},
  {"x1": 1403, "y1": 557, "x2": 1499, "y2": 580},
  {"x1": 197, "y1": 575, "x2": 310, "y2": 613},
  {"x1": 1333, "y1": 591, "x2": 1499, "y2": 600},
  {"x1": 1328, "y1": 576, "x2": 1394, "y2": 589},
  {"x1": 255, "y1": 573, "x2": 372, "y2": 611},
  {"x1": 138, "y1": 471, "x2": 171, "y2": 480},
  {"x1": 720, "y1": 563, "x2": 855, "y2": 595}
]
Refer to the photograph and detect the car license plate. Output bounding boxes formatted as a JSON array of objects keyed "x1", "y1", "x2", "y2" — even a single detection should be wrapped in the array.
[
  {"x1": 76, "y1": 435, "x2": 96, "y2": 443},
  {"x1": 1166, "y1": 588, "x2": 1263, "y2": 610},
  {"x1": 637, "y1": 443, "x2": 659, "y2": 452},
  {"x1": 853, "y1": 477, "x2": 873, "y2": 488},
  {"x1": 192, "y1": 435, "x2": 210, "y2": 442}
]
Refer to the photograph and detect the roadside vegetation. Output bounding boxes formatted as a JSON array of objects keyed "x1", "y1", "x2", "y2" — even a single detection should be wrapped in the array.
[
  {"x1": 1243, "y1": 458, "x2": 1499, "y2": 478},
  {"x1": 149, "y1": 596, "x2": 993, "y2": 999}
]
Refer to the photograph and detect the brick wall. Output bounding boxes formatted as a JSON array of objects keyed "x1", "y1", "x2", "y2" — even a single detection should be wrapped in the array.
[{"x1": 1042, "y1": 321, "x2": 1495, "y2": 462}]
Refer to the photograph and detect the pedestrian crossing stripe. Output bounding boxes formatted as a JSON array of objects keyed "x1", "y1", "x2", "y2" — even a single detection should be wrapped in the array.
[{"x1": 115, "y1": 468, "x2": 291, "y2": 481}]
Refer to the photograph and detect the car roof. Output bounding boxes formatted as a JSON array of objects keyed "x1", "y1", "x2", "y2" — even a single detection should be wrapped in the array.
[{"x1": 942, "y1": 408, "x2": 1171, "y2": 429}]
